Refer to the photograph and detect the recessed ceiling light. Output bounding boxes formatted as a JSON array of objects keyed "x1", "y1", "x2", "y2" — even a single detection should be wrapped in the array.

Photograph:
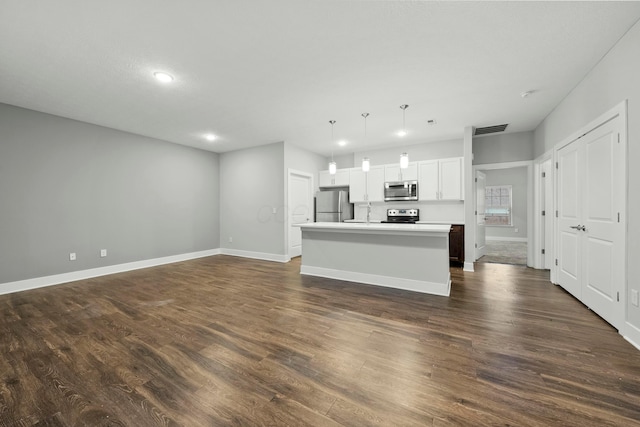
[
  {"x1": 204, "y1": 134, "x2": 216, "y2": 141},
  {"x1": 153, "y1": 72, "x2": 174, "y2": 83},
  {"x1": 338, "y1": 140, "x2": 347, "y2": 147},
  {"x1": 397, "y1": 130, "x2": 407, "y2": 137}
]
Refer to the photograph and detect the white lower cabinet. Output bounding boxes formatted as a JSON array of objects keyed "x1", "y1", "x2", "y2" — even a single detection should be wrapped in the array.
[
  {"x1": 418, "y1": 157, "x2": 463, "y2": 201},
  {"x1": 349, "y1": 166, "x2": 385, "y2": 202}
]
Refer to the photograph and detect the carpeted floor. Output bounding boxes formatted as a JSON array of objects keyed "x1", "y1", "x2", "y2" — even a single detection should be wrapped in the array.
[{"x1": 477, "y1": 240, "x2": 527, "y2": 265}]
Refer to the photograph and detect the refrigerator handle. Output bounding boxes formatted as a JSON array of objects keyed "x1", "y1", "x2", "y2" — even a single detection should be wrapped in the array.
[{"x1": 338, "y1": 191, "x2": 342, "y2": 222}]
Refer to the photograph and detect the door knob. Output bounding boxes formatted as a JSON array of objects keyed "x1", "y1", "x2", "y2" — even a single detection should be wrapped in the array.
[{"x1": 570, "y1": 225, "x2": 581, "y2": 230}]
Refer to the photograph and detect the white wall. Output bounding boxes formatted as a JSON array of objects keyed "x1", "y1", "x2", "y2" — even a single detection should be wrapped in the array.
[
  {"x1": 219, "y1": 142, "x2": 285, "y2": 258},
  {"x1": 533, "y1": 20, "x2": 640, "y2": 341},
  {"x1": 481, "y1": 167, "x2": 528, "y2": 240},
  {"x1": 0, "y1": 103, "x2": 220, "y2": 286}
]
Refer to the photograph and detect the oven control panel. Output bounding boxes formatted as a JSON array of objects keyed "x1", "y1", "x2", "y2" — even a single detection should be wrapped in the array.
[{"x1": 387, "y1": 209, "x2": 419, "y2": 217}]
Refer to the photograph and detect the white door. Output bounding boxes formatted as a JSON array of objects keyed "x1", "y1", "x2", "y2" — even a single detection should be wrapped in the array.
[
  {"x1": 475, "y1": 171, "x2": 486, "y2": 260},
  {"x1": 581, "y1": 119, "x2": 622, "y2": 328},
  {"x1": 556, "y1": 117, "x2": 623, "y2": 328},
  {"x1": 288, "y1": 170, "x2": 313, "y2": 258},
  {"x1": 557, "y1": 139, "x2": 582, "y2": 299}
]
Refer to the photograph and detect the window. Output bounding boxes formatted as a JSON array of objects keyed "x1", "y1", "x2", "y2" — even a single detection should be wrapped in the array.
[{"x1": 485, "y1": 185, "x2": 512, "y2": 226}]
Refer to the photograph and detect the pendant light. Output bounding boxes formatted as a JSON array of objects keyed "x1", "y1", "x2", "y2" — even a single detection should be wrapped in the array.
[
  {"x1": 328, "y1": 120, "x2": 337, "y2": 175},
  {"x1": 361, "y1": 113, "x2": 370, "y2": 172},
  {"x1": 400, "y1": 152, "x2": 409, "y2": 169},
  {"x1": 398, "y1": 104, "x2": 409, "y2": 168}
]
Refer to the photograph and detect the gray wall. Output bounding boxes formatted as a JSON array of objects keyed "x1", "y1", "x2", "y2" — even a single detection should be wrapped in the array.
[
  {"x1": 0, "y1": 103, "x2": 220, "y2": 284},
  {"x1": 284, "y1": 142, "x2": 327, "y2": 192},
  {"x1": 533, "y1": 20, "x2": 640, "y2": 333},
  {"x1": 219, "y1": 142, "x2": 285, "y2": 255},
  {"x1": 473, "y1": 131, "x2": 534, "y2": 165},
  {"x1": 354, "y1": 138, "x2": 463, "y2": 167},
  {"x1": 332, "y1": 153, "x2": 356, "y2": 169},
  {"x1": 481, "y1": 167, "x2": 528, "y2": 240}
]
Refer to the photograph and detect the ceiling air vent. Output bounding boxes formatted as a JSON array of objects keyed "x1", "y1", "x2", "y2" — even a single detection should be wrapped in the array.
[{"x1": 475, "y1": 124, "x2": 508, "y2": 136}]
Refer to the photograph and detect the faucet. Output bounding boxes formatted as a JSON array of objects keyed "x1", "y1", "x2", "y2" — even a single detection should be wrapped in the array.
[{"x1": 358, "y1": 202, "x2": 372, "y2": 223}]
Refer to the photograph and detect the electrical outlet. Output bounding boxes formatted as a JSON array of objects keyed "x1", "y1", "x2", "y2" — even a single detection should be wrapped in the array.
[
  {"x1": 272, "y1": 207, "x2": 277, "y2": 214},
  {"x1": 69, "y1": 252, "x2": 76, "y2": 261},
  {"x1": 514, "y1": 228, "x2": 519, "y2": 233},
  {"x1": 228, "y1": 237, "x2": 233, "y2": 243},
  {"x1": 632, "y1": 289, "x2": 639, "y2": 307},
  {"x1": 100, "y1": 249, "x2": 107, "y2": 258}
]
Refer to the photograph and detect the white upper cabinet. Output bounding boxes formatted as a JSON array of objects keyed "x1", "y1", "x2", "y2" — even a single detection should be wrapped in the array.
[
  {"x1": 417, "y1": 157, "x2": 464, "y2": 201},
  {"x1": 439, "y1": 157, "x2": 463, "y2": 200},
  {"x1": 384, "y1": 162, "x2": 418, "y2": 182},
  {"x1": 349, "y1": 166, "x2": 385, "y2": 203},
  {"x1": 320, "y1": 157, "x2": 463, "y2": 201},
  {"x1": 418, "y1": 160, "x2": 440, "y2": 200},
  {"x1": 319, "y1": 169, "x2": 350, "y2": 187}
]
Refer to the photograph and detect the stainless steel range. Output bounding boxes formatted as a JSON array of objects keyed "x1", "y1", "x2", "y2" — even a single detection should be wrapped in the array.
[{"x1": 381, "y1": 208, "x2": 419, "y2": 224}]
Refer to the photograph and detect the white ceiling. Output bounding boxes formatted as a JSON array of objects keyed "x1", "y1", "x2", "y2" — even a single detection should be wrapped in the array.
[{"x1": 2, "y1": 1, "x2": 640, "y2": 156}]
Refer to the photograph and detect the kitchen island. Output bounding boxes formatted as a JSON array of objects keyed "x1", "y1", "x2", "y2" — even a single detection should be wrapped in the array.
[{"x1": 297, "y1": 222, "x2": 452, "y2": 296}]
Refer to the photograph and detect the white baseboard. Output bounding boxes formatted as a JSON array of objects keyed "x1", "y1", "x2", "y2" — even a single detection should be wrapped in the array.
[
  {"x1": 463, "y1": 261, "x2": 475, "y2": 272},
  {"x1": 623, "y1": 321, "x2": 640, "y2": 351},
  {"x1": 485, "y1": 236, "x2": 528, "y2": 243},
  {"x1": 220, "y1": 248, "x2": 290, "y2": 263},
  {"x1": 0, "y1": 249, "x2": 221, "y2": 296},
  {"x1": 300, "y1": 265, "x2": 451, "y2": 297}
]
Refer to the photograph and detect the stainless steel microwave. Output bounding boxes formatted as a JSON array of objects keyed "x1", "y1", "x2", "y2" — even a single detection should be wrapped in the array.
[{"x1": 384, "y1": 181, "x2": 418, "y2": 202}]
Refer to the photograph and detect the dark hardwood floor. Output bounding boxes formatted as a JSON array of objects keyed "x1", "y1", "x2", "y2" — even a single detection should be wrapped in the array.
[{"x1": 1, "y1": 256, "x2": 639, "y2": 426}]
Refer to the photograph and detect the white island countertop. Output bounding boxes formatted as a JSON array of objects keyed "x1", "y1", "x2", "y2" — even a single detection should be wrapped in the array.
[{"x1": 297, "y1": 221, "x2": 451, "y2": 236}]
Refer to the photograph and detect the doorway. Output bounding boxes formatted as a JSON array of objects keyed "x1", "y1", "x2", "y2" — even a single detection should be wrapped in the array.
[
  {"x1": 287, "y1": 169, "x2": 314, "y2": 258},
  {"x1": 473, "y1": 161, "x2": 533, "y2": 267}
]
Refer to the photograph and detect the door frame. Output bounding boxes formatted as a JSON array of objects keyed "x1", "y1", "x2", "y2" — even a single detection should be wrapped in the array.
[
  {"x1": 475, "y1": 170, "x2": 487, "y2": 260},
  {"x1": 552, "y1": 100, "x2": 628, "y2": 330},
  {"x1": 473, "y1": 160, "x2": 534, "y2": 267},
  {"x1": 533, "y1": 150, "x2": 554, "y2": 270},
  {"x1": 286, "y1": 168, "x2": 314, "y2": 259}
]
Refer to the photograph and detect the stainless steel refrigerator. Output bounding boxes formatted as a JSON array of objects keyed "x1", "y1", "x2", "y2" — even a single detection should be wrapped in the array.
[{"x1": 315, "y1": 190, "x2": 353, "y2": 222}]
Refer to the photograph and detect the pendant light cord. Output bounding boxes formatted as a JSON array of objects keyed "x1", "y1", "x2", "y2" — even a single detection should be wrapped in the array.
[
  {"x1": 329, "y1": 120, "x2": 336, "y2": 162},
  {"x1": 400, "y1": 104, "x2": 409, "y2": 134}
]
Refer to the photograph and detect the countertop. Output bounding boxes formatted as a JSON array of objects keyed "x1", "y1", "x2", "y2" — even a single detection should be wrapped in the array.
[
  {"x1": 296, "y1": 221, "x2": 451, "y2": 236},
  {"x1": 343, "y1": 219, "x2": 463, "y2": 225}
]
